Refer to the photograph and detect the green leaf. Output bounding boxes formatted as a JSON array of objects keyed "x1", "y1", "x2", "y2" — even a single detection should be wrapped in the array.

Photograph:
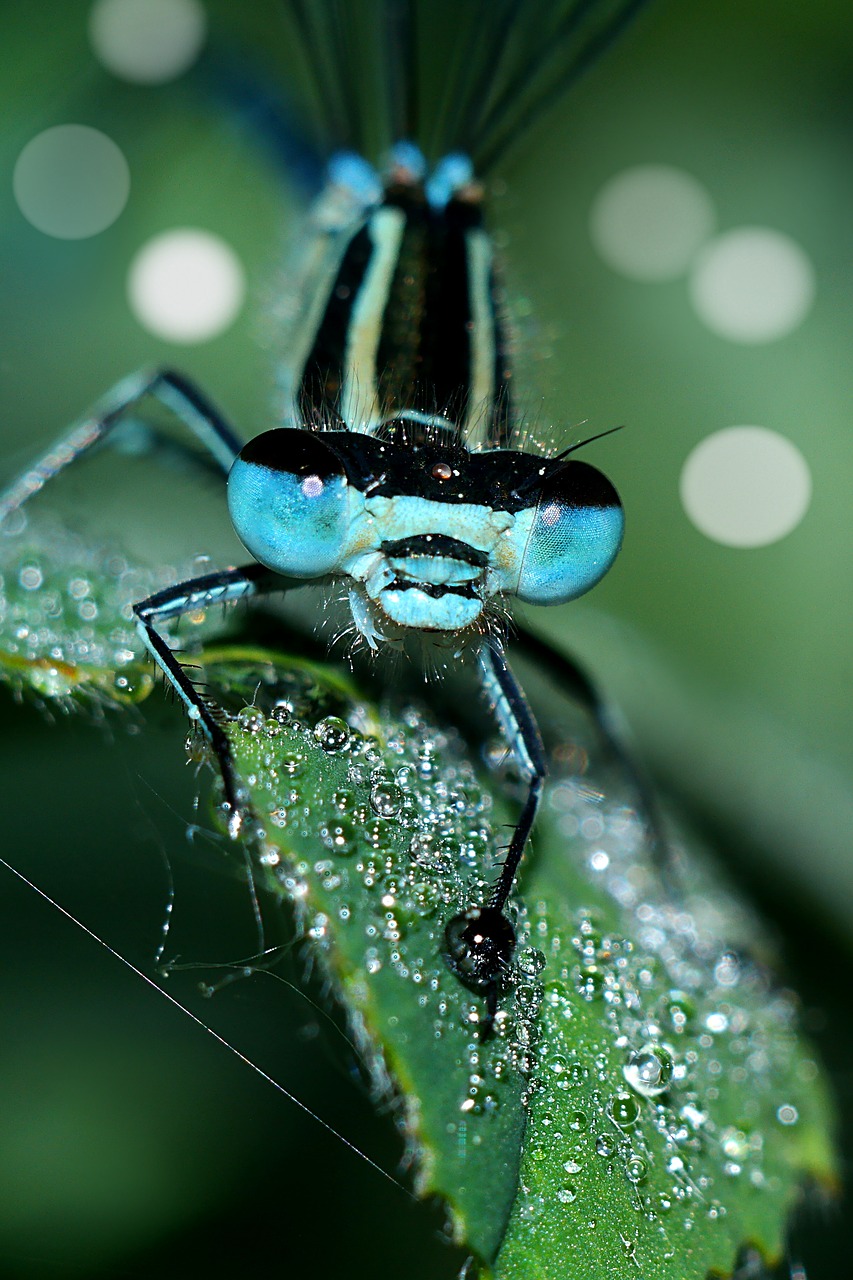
[
  {"x1": 217, "y1": 654, "x2": 837, "y2": 1278},
  {"x1": 0, "y1": 516, "x2": 838, "y2": 1276}
]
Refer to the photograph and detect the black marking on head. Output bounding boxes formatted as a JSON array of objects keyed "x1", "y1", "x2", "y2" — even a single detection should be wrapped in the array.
[
  {"x1": 516, "y1": 457, "x2": 622, "y2": 511},
  {"x1": 388, "y1": 579, "x2": 479, "y2": 600},
  {"x1": 238, "y1": 429, "x2": 620, "y2": 516},
  {"x1": 381, "y1": 534, "x2": 489, "y2": 567},
  {"x1": 237, "y1": 429, "x2": 346, "y2": 480}
]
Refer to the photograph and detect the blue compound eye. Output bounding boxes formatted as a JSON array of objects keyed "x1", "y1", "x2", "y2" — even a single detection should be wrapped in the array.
[
  {"x1": 515, "y1": 461, "x2": 624, "y2": 605},
  {"x1": 227, "y1": 429, "x2": 349, "y2": 578}
]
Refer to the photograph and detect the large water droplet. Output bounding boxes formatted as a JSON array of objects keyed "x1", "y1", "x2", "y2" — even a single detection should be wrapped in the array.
[
  {"x1": 609, "y1": 1091, "x2": 640, "y2": 1128},
  {"x1": 370, "y1": 780, "x2": 403, "y2": 818},
  {"x1": 314, "y1": 715, "x2": 350, "y2": 752},
  {"x1": 623, "y1": 1044, "x2": 674, "y2": 1097}
]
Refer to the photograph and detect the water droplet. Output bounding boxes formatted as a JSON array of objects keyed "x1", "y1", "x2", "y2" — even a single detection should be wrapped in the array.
[
  {"x1": 576, "y1": 964, "x2": 604, "y2": 1000},
  {"x1": 623, "y1": 1044, "x2": 674, "y2": 1097},
  {"x1": 665, "y1": 989, "x2": 694, "y2": 1034},
  {"x1": 236, "y1": 705, "x2": 264, "y2": 733},
  {"x1": 776, "y1": 1103, "x2": 799, "y2": 1126},
  {"x1": 516, "y1": 946, "x2": 546, "y2": 979},
  {"x1": 595, "y1": 1134, "x2": 616, "y2": 1158},
  {"x1": 557, "y1": 1185, "x2": 578, "y2": 1204},
  {"x1": 625, "y1": 1155, "x2": 648, "y2": 1185},
  {"x1": 279, "y1": 750, "x2": 304, "y2": 778},
  {"x1": 720, "y1": 1126, "x2": 750, "y2": 1160},
  {"x1": 714, "y1": 951, "x2": 741, "y2": 987},
  {"x1": 319, "y1": 817, "x2": 356, "y2": 856},
  {"x1": 314, "y1": 715, "x2": 350, "y2": 752},
  {"x1": 411, "y1": 881, "x2": 440, "y2": 916},
  {"x1": 370, "y1": 781, "x2": 403, "y2": 818},
  {"x1": 609, "y1": 1091, "x2": 640, "y2": 1128}
]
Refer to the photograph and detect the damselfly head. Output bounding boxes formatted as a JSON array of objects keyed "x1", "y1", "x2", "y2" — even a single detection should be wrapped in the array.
[{"x1": 227, "y1": 428, "x2": 624, "y2": 648}]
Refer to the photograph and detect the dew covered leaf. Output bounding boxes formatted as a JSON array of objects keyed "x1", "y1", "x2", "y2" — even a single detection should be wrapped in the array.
[
  {"x1": 217, "y1": 660, "x2": 838, "y2": 1279},
  {"x1": 0, "y1": 514, "x2": 839, "y2": 1277}
]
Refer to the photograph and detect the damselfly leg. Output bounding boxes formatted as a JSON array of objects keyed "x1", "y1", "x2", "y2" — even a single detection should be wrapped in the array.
[
  {"x1": 0, "y1": 366, "x2": 270, "y2": 836},
  {"x1": 134, "y1": 564, "x2": 285, "y2": 838},
  {"x1": 444, "y1": 638, "x2": 547, "y2": 1031},
  {"x1": 0, "y1": 368, "x2": 242, "y2": 524}
]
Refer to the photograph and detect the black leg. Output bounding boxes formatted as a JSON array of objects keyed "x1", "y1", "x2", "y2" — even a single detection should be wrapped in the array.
[
  {"x1": 477, "y1": 639, "x2": 547, "y2": 912},
  {"x1": 0, "y1": 368, "x2": 242, "y2": 521},
  {"x1": 511, "y1": 621, "x2": 672, "y2": 876},
  {"x1": 133, "y1": 563, "x2": 283, "y2": 839},
  {"x1": 443, "y1": 638, "x2": 546, "y2": 1035}
]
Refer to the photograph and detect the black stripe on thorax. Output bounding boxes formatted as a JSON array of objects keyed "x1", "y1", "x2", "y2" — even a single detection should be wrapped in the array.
[
  {"x1": 296, "y1": 185, "x2": 504, "y2": 434},
  {"x1": 297, "y1": 220, "x2": 374, "y2": 427},
  {"x1": 374, "y1": 189, "x2": 480, "y2": 428}
]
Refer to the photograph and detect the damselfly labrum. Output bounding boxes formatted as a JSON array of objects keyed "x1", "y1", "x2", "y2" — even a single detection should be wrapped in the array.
[{"x1": 0, "y1": 0, "x2": 654, "y2": 1031}]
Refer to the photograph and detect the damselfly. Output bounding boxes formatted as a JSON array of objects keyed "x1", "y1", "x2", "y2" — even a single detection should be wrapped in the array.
[{"x1": 1, "y1": 0, "x2": 652, "y2": 1033}]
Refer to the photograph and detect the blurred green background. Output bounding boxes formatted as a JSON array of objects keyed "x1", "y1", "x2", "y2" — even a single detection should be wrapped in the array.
[{"x1": 0, "y1": 1, "x2": 850, "y2": 1276}]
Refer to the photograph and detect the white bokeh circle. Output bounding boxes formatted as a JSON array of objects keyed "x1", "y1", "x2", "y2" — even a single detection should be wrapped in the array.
[
  {"x1": 128, "y1": 229, "x2": 245, "y2": 343},
  {"x1": 589, "y1": 165, "x2": 716, "y2": 281},
  {"x1": 89, "y1": 0, "x2": 207, "y2": 84},
  {"x1": 680, "y1": 425, "x2": 811, "y2": 547},
  {"x1": 13, "y1": 124, "x2": 130, "y2": 239},
  {"x1": 689, "y1": 228, "x2": 815, "y2": 343}
]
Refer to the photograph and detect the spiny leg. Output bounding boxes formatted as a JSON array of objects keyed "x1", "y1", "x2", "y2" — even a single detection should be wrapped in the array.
[
  {"x1": 0, "y1": 367, "x2": 242, "y2": 521},
  {"x1": 443, "y1": 638, "x2": 546, "y2": 1033},
  {"x1": 133, "y1": 564, "x2": 283, "y2": 839},
  {"x1": 512, "y1": 621, "x2": 673, "y2": 879}
]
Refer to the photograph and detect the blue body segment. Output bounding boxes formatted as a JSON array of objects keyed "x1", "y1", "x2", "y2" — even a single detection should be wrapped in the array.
[
  {"x1": 425, "y1": 153, "x2": 475, "y2": 208},
  {"x1": 327, "y1": 150, "x2": 384, "y2": 205}
]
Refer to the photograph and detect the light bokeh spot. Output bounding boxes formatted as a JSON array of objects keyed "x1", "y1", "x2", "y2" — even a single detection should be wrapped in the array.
[
  {"x1": 680, "y1": 426, "x2": 811, "y2": 547},
  {"x1": 89, "y1": 0, "x2": 207, "y2": 84},
  {"x1": 13, "y1": 125, "x2": 130, "y2": 240},
  {"x1": 128, "y1": 229, "x2": 245, "y2": 343},
  {"x1": 589, "y1": 165, "x2": 716, "y2": 281},
  {"x1": 689, "y1": 228, "x2": 815, "y2": 342}
]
